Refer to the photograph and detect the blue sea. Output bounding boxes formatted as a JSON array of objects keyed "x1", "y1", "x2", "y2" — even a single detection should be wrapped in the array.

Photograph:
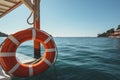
[{"x1": 0, "y1": 37, "x2": 120, "y2": 80}]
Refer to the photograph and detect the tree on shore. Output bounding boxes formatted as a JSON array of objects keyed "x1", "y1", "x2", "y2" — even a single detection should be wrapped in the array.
[
  {"x1": 106, "y1": 28, "x2": 114, "y2": 36},
  {"x1": 97, "y1": 32, "x2": 107, "y2": 37},
  {"x1": 98, "y1": 28, "x2": 114, "y2": 37},
  {"x1": 117, "y1": 25, "x2": 120, "y2": 30}
]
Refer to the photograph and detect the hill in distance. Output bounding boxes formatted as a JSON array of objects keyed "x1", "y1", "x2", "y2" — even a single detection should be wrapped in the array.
[{"x1": 0, "y1": 32, "x2": 8, "y2": 37}]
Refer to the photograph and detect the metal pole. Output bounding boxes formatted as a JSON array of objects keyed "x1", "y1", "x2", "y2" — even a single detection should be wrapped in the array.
[{"x1": 33, "y1": 0, "x2": 41, "y2": 59}]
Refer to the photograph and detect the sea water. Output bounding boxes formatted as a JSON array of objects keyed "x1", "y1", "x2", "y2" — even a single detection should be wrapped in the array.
[{"x1": 0, "y1": 37, "x2": 120, "y2": 80}]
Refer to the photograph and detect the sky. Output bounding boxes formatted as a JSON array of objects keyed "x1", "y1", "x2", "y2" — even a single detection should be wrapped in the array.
[{"x1": 1, "y1": 0, "x2": 120, "y2": 37}]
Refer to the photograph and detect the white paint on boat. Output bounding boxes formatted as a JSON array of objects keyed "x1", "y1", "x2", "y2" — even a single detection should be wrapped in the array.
[
  {"x1": 0, "y1": 53, "x2": 36, "y2": 80},
  {"x1": 16, "y1": 53, "x2": 36, "y2": 64},
  {"x1": 0, "y1": 66, "x2": 11, "y2": 80}
]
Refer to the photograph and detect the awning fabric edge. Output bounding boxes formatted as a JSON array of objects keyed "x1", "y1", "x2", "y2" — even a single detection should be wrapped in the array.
[{"x1": 0, "y1": 1, "x2": 22, "y2": 18}]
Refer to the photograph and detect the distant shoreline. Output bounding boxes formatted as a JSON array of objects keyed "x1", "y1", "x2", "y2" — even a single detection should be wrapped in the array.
[
  {"x1": 0, "y1": 32, "x2": 8, "y2": 37},
  {"x1": 97, "y1": 25, "x2": 120, "y2": 38}
]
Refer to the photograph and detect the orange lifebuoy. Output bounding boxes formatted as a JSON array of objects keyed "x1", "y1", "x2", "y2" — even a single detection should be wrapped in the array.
[{"x1": 0, "y1": 28, "x2": 57, "y2": 77}]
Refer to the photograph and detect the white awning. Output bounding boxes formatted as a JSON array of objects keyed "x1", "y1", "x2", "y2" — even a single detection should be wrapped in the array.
[{"x1": 0, "y1": 0, "x2": 22, "y2": 18}]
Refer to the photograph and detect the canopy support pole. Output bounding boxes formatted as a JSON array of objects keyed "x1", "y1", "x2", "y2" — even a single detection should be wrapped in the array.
[
  {"x1": 33, "y1": 0, "x2": 41, "y2": 59},
  {"x1": 21, "y1": 0, "x2": 41, "y2": 59}
]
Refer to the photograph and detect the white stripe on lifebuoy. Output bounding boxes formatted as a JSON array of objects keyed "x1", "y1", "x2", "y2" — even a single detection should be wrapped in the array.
[
  {"x1": 8, "y1": 35, "x2": 20, "y2": 45},
  {"x1": 44, "y1": 58, "x2": 52, "y2": 66},
  {"x1": 32, "y1": 28, "x2": 36, "y2": 40},
  {"x1": 29, "y1": 65, "x2": 33, "y2": 76},
  {"x1": 44, "y1": 36, "x2": 52, "y2": 44},
  {"x1": 0, "y1": 53, "x2": 15, "y2": 57},
  {"x1": 8, "y1": 63, "x2": 20, "y2": 74}
]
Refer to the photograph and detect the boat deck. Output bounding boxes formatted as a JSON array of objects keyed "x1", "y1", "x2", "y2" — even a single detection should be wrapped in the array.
[
  {"x1": 0, "y1": 53, "x2": 36, "y2": 80},
  {"x1": 0, "y1": 66, "x2": 11, "y2": 80}
]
